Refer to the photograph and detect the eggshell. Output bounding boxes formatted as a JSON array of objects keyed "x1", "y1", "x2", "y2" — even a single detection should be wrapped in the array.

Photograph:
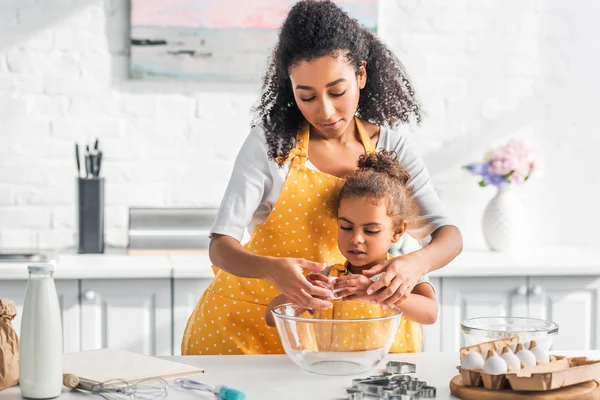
[
  {"x1": 515, "y1": 344, "x2": 537, "y2": 368},
  {"x1": 483, "y1": 350, "x2": 508, "y2": 374},
  {"x1": 461, "y1": 351, "x2": 485, "y2": 370},
  {"x1": 529, "y1": 341, "x2": 550, "y2": 364},
  {"x1": 509, "y1": 341, "x2": 531, "y2": 352},
  {"x1": 500, "y1": 347, "x2": 522, "y2": 371}
]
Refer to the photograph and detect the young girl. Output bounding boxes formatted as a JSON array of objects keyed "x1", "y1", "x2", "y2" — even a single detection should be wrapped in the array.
[
  {"x1": 266, "y1": 150, "x2": 437, "y2": 353},
  {"x1": 182, "y1": 0, "x2": 461, "y2": 356}
]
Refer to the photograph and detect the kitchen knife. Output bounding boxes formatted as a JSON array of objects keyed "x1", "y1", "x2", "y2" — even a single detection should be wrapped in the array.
[
  {"x1": 85, "y1": 155, "x2": 92, "y2": 178},
  {"x1": 96, "y1": 151, "x2": 103, "y2": 177},
  {"x1": 75, "y1": 143, "x2": 81, "y2": 177}
]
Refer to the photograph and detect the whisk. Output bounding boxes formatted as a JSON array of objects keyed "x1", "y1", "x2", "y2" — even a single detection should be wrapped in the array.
[
  {"x1": 63, "y1": 374, "x2": 167, "y2": 400},
  {"x1": 173, "y1": 378, "x2": 246, "y2": 400}
]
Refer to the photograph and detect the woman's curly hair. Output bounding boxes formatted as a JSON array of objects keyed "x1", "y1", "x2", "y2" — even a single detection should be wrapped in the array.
[
  {"x1": 252, "y1": 0, "x2": 421, "y2": 166},
  {"x1": 331, "y1": 150, "x2": 419, "y2": 226}
]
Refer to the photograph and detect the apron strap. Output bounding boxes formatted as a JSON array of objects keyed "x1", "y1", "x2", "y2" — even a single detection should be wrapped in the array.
[
  {"x1": 294, "y1": 121, "x2": 310, "y2": 165},
  {"x1": 354, "y1": 117, "x2": 376, "y2": 154},
  {"x1": 275, "y1": 122, "x2": 309, "y2": 166},
  {"x1": 286, "y1": 117, "x2": 376, "y2": 166}
]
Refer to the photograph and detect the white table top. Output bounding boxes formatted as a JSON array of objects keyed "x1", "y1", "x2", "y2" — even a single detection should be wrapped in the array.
[{"x1": 1, "y1": 351, "x2": 599, "y2": 400}]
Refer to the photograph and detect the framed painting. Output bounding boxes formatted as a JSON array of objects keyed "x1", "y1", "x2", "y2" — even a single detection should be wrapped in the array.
[{"x1": 130, "y1": 0, "x2": 378, "y2": 83}]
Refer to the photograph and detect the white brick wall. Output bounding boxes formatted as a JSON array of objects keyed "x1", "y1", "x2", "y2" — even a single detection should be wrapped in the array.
[{"x1": 0, "y1": 0, "x2": 598, "y2": 250}]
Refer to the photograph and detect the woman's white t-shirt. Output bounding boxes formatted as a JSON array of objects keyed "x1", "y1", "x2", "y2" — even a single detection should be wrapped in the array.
[{"x1": 210, "y1": 124, "x2": 452, "y2": 243}]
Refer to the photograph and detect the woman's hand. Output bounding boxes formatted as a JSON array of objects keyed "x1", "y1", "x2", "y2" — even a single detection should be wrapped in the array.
[
  {"x1": 361, "y1": 253, "x2": 426, "y2": 309},
  {"x1": 331, "y1": 274, "x2": 372, "y2": 299},
  {"x1": 265, "y1": 258, "x2": 333, "y2": 309}
]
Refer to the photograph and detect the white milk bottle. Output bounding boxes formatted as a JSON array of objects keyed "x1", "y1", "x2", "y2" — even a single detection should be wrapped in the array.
[{"x1": 20, "y1": 264, "x2": 63, "y2": 399}]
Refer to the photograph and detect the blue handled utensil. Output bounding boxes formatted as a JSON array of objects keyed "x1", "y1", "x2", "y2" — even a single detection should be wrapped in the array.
[{"x1": 172, "y1": 378, "x2": 246, "y2": 400}]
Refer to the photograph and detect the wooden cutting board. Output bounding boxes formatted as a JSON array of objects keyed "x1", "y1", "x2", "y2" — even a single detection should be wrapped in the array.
[
  {"x1": 450, "y1": 375, "x2": 600, "y2": 399},
  {"x1": 63, "y1": 349, "x2": 204, "y2": 385}
]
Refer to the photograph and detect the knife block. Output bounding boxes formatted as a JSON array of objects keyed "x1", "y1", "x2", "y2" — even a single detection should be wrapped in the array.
[{"x1": 77, "y1": 178, "x2": 104, "y2": 254}]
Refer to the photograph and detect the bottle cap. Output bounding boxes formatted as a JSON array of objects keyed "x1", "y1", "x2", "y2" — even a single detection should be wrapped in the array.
[{"x1": 28, "y1": 264, "x2": 55, "y2": 273}]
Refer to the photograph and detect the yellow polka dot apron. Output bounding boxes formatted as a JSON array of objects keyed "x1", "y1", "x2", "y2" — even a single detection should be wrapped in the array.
[
  {"x1": 181, "y1": 117, "x2": 419, "y2": 355},
  {"x1": 312, "y1": 261, "x2": 423, "y2": 353}
]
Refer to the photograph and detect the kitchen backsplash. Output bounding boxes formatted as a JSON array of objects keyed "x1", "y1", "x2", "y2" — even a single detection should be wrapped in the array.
[{"x1": 0, "y1": 0, "x2": 598, "y2": 250}]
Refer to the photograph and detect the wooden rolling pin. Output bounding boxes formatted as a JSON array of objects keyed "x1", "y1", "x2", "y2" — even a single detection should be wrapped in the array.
[{"x1": 63, "y1": 374, "x2": 94, "y2": 390}]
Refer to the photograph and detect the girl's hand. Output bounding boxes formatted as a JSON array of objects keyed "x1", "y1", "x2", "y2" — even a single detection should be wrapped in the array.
[
  {"x1": 265, "y1": 258, "x2": 333, "y2": 309},
  {"x1": 361, "y1": 253, "x2": 426, "y2": 309},
  {"x1": 332, "y1": 274, "x2": 373, "y2": 298},
  {"x1": 306, "y1": 274, "x2": 337, "y2": 300},
  {"x1": 265, "y1": 294, "x2": 290, "y2": 327},
  {"x1": 307, "y1": 273, "x2": 332, "y2": 289}
]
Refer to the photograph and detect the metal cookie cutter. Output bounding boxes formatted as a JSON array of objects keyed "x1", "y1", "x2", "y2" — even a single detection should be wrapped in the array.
[
  {"x1": 346, "y1": 388, "x2": 364, "y2": 400},
  {"x1": 377, "y1": 386, "x2": 398, "y2": 399},
  {"x1": 352, "y1": 378, "x2": 372, "y2": 388},
  {"x1": 356, "y1": 379, "x2": 396, "y2": 396},
  {"x1": 406, "y1": 380, "x2": 426, "y2": 391},
  {"x1": 368, "y1": 372, "x2": 397, "y2": 380},
  {"x1": 384, "y1": 395, "x2": 412, "y2": 400},
  {"x1": 391, "y1": 374, "x2": 412, "y2": 383},
  {"x1": 389, "y1": 380, "x2": 421, "y2": 397},
  {"x1": 420, "y1": 385, "x2": 437, "y2": 398},
  {"x1": 385, "y1": 361, "x2": 416, "y2": 374}
]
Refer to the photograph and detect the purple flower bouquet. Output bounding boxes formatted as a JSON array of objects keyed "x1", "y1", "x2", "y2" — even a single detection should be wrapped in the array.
[{"x1": 463, "y1": 138, "x2": 544, "y2": 187}]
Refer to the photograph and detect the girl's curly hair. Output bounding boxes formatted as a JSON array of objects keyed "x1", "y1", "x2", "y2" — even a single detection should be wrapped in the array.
[
  {"x1": 331, "y1": 150, "x2": 419, "y2": 226},
  {"x1": 252, "y1": 0, "x2": 421, "y2": 166}
]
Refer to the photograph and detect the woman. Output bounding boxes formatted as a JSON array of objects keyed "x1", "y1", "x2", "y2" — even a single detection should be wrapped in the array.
[{"x1": 182, "y1": 0, "x2": 462, "y2": 355}]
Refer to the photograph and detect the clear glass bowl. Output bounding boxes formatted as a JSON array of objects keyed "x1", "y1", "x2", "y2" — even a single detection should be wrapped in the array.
[
  {"x1": 271, "y1": 302, "x2": 402, "y2": 376},
  {"x1": 461, "y1": 316, "x2": 559, "y2": 350}
]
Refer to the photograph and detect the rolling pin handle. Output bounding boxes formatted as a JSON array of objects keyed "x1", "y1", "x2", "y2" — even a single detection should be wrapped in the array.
[{"x1": 63, "y1": 373, "x2": 80, "y2": 389}]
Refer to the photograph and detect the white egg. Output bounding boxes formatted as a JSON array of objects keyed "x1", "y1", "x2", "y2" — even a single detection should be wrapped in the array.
[
  {"x1": 509, "y1": 343, "x2": 518, "y2": 353},
  {"x1": 531, "y1": 346, "x2": 550, "y2": 364},
  {"x1": 461, "y1": 351, "x2": 485, "y2": 370},
  {"x1": 501, "y1": 349, "x2": 522, "y2": 371},
  {"x1": 516, "y1": 349, "x2": 537, "y2": 367},
  {"x1": 483, "y1": 351, "x2": 508, "y2": 374},
  {"x1": 522, "y1": 341, "x2": 531, "y2": 350}
]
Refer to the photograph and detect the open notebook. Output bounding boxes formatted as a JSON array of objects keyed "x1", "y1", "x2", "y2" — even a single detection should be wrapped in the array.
[{"x1": 63, "y1": 349, "x2": 204, "y2": 384}]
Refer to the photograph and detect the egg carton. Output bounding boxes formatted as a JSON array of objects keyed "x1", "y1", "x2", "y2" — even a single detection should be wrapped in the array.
[{"x1": 457, "y1": 336, "x2": 600, "y2": 391}]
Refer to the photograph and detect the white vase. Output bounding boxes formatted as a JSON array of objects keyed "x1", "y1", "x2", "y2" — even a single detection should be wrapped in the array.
[{"x1": 482, "y1": 185, "x2": 525, "y2": 251}]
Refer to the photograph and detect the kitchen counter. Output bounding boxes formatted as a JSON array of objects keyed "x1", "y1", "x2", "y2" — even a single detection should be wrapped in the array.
[
  {"x1": 1, "y1": 351, "x2": 599, "y2": 400},
  {"x1": 0, "y1": 245, "x2": 598, "y2": 280},
  {"x1": 0, "y1": 253, "x2": 212, "y2": 280},
  {"x1": 430, "y1": 245, "x2": 600, "y2": 277}
]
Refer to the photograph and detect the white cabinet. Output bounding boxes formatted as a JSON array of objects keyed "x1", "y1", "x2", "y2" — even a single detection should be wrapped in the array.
[
  {"x1": 438, "y1": 276, "x2": 600, "y2": 352},
  {"x1": 0, "y1": 280, "x2": 27, "y2": 339},
  {"x1": 57, "y1": 280, "x2": 81, "y2": 354},
  {"x1": 529, "y1": 276, "x2": 600, "y2": 351},
  {"x1": 2, "y1": 268, "x2": 595, "y2": 356},
  {"x1": 172, "y1": 278, "x2": 212, "y2": 355},
  {"x1": 0, "y1": 280, "x2": 80, "y2": 353},
  {"x1": 80, "y1": 279, "x2": 171, "y2": 356},
  {"x1": 440, "y1": 277, "x2": 528, "y2": 352}
]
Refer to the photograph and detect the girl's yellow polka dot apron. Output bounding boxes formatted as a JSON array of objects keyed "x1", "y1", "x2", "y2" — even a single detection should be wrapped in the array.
[
  {"x1": 181, "y1": 117, "x2": 419, "y2": 355},
  {"x1": 314, "y1": 262, "x2": 422, "y2": 353}
]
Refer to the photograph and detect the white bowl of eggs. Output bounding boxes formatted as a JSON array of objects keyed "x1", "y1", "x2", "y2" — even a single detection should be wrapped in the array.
[{"x1": 461, "y1": 316, "x2": 558, "y2": 351}]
